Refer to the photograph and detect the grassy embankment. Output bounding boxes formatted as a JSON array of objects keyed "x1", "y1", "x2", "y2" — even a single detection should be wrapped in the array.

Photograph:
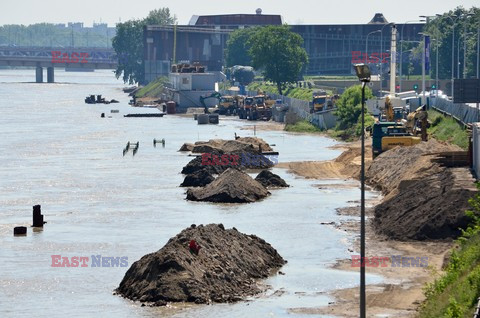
[
  {"x1": 419, "y1": 191, "x2": 480, "y2": 317},
  {"x1": 427, "y1": 109, "x2": 469, "y2": 150},
  {"x1": 247, "y1": 81, "x2": 333, "y2": 101},
  {"x1": 135, "y1": 76, "x2": 168, "y2": 98}
]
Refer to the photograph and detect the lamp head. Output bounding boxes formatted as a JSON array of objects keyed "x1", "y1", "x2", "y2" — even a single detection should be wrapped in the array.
[{"x1": 354, "y1": 64, "x2": 371, "y2": 83}]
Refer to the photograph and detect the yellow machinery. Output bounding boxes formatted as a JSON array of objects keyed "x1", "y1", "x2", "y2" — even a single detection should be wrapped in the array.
[
  {"x1": 384, "y1": 96, "x2": 394, "y2": 122},
  {"x1": 381, "y1": 126, "x2": 421, "y2": 152},
  {"x1": 406, "y1": 105, "x2": 429, "y2": 141},
  {"x1": 312, "y1": 93, "x2": 327, "y2": 112},
  {"x1": 218, "y1": 95, "x2": 235, "y2": 115}
]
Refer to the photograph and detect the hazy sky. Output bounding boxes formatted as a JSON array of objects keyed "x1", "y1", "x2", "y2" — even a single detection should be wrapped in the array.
[{"x1": 1, "y1": 0, "x2": 478, "y2": 26}]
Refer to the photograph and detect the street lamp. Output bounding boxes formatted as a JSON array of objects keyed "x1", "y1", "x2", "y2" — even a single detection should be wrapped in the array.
[
  {"x1": 353, "y1": 63, "x2": 371, "y2": 318},
  {"x1": 458, "y1": 32, "x2": 474, "y2": 79},
  {"x1": 399, "y1": 19, "x2": 425, "y2": 92},
  {"x1": 419, "y1": 32, "x2": 430, "y2": 105},
  {"x1": 380, "y1": 23, "x2": 394, "y2": 96},
  {"x1": 439, "y1": 13, "x2": 461, "y2": 100},
  {"x1": 463, "y1": 14, "x2": 475, "y2": 78},
  {"x1": 366, "y1": 30, "x2": 381, "y2": 60}
]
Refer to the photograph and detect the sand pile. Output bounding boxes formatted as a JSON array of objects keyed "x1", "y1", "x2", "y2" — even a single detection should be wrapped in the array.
[
  {"x1": 366, "y1": 140, "x2": 477, "y2": 240},
  {"x1": 186, "y1": 168, "x2": 270, "y2": 203},
  {"x1": 277, "y1": 143, "x2": 371, "y2": 179},
  {"x1": 180, "y1": 137, "x2": 275, "y2": 178},
  {"x1": 116, "y1": 224, "x2": 285, "y2": 305},
  {"x1": 179, "y1": 137, "x2": 273, "y2": 154}
]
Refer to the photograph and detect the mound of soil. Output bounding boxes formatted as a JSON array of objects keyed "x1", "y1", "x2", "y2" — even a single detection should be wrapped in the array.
[
  {"x1": 366, "y1": 140, "x2": 477, "y2": 240},
  {"x1": 179, "y1": 137, "x2": 273, "y2": 154},
  {"x1": 179, "y1": 143, "x2": 194, "y2": 152},
  {"x1": 255, "y1": 170, "x2": 289, "y2": 188},
  {"x1": 186, "y1": 168, "x2": 270, "y2": 203},
  {"x1": 180, "y1": 169, "x2": 215, "y2": 187},
  {"x1": 116, "y1": 224, "x2": 286, "y2": 305},
  {"x1": 181, "y1": 151, "x2": 227, "y2": 175},
  {"x1": 181, "y1": 151, "x2": 274, "y2": 175}
]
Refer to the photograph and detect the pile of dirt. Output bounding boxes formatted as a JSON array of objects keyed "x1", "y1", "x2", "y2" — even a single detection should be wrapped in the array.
[
  {"x1": 179, "y1": 137, "x2": 273, "y2": 154},
  {"x1": 186, "y1": 168, "x2": 270, "y2": 203},
  {"x1": 255, "y1": 170, "x2": 289, "y2": 188},
  {"x1": 180, "y1": 169, "x2": 215, "y2": 187},
  {"x1": 116, "y1": 224, "x2": 286, "y2": 305},
  {"x1": 276, "y1": 142, "x2": 371, "y2": 180},
  {"x1": 366, "y1": 139, "x2": 478, "y2": 240},
  {"x1": 179, "y1": 143, "x2": 194, "y2": 152},
  {"x1": 181, "y1": 151, "x2": 227, "y2": 175}
]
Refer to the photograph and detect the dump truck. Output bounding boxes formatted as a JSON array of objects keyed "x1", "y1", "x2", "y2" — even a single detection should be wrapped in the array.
[
  {"x1": 217, "y1": 95, "x2": 235, "y2": 115},
  {"x1": 249, "y1": 95, "x2": 273, "y2": 120},
  {"x1": 311, "y1": 93, "x2": 328, "y2": 113}
]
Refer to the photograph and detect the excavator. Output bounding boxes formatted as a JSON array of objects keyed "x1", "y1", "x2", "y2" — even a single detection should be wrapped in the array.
[
  {"x1": 405, "y1": 105, "x2": 429, "y2": 142},
  {"x1": 371, "y1": 104, "x2": 429, "y2": 158},
  {"x1": 199, "y1": 92, "x2": 222, "y2": 114}
]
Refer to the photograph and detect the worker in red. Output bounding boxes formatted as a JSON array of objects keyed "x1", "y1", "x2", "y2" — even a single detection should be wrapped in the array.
[{"x1": 189, "y1": 240, "x2": 201, "y2": 255}]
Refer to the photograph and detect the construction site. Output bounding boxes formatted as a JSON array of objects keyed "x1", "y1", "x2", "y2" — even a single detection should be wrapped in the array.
[{"x1": 3, "y1": 3, "x2": 480, "y2": 318}]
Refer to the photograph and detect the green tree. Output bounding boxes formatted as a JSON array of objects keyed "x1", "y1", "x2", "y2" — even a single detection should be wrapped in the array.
[
  {"x1": 225, "y1": 28, "x2": 256, "y2": 67},
  {"x1": 248, "y1": 25, "x2": 308, "y2": 95},
  {"x1": 425, "y1": 6, "x2": 480, "y2": 80},
  {"x1": 334, "y1": 84, "x2": 374, "y2": 130},
  {"x1": 112, "y1": 8, "x2": 176, "y2": 84}
]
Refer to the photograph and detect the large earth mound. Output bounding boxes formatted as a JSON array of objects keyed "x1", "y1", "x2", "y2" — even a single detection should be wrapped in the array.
[
  {"x1": 116, "y1": 224, "x2": 286, "y2": 305},
  {"x1": 366, "y1": 139, "x2": 477, "y2": 240},
  {"x1": 186, "y1": 168, "x2": 270, "y2": 203}
]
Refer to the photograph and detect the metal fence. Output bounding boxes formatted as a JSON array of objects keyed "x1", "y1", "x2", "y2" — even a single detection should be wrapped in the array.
[
  {"x1": 410, "y1": 96, "x2": 479, "y2": 126},
  {"x1": 220, "y1": 89, "x2": 337, "y2": 130}
]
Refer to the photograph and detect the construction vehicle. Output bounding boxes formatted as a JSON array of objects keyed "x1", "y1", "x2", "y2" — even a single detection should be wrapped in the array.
[
  {"x1": 311, "y1": 92, "x2": 328, "y2": 113},
  {"x1": 371, "y1": 121, "x2": 421, "y2": 158},
  {"x1": 248, "y1": 95, "x2": 274, "y2": 121},
  {"x1": 217, "y1": 95, "x2": 235, "y2": 115},
  {"x1": 199, "y1": 92, "x2": 222, "y2": 114},
  {"x1": 238, "y1": 96, "x2": 254, "y2": 119},
  {"x1": 405, "y1": 105, "x2": 429, "y2": 141}
]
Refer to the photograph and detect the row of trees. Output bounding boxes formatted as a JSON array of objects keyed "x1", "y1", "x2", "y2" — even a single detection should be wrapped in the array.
[
  {"x1": 225, "y1": 25, "x2": 308, "y2": 95},
  {"x1": 0, "y1": 23, "x2": 113, "y2": 48},
  {"x1": 112, "y1": 8, "x2": 176, "y2": 84},
  {"x1": 418, "y1": 6, "x2": 480, "y2": 79}
]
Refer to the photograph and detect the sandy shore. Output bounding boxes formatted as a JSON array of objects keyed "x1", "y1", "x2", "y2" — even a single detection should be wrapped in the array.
[{"x1": 276, "y1": 140, "x2": 453, "y2": 317}]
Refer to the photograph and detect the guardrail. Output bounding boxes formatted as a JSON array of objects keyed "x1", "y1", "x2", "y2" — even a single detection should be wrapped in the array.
[{"x1": 410, "y1": 96, "x2": 479, "y2": 126}]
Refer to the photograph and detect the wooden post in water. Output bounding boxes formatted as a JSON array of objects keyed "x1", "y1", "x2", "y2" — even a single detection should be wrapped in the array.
[
  {"x1": 32, "y1": 205, "x2": 44, "y2": 227},
  {"x1": 14, "y1": 226, "x2": 27, "y2": 236}
]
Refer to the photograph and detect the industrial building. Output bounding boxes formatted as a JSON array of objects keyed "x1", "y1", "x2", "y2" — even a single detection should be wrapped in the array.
[{"x1": 143, "y1": 10, "x2": 424, "y2": 82}]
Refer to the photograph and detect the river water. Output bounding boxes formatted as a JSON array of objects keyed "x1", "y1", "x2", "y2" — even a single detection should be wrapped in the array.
[{"x1": 0, "y1": 69, "x2": 382, "y2": 317}]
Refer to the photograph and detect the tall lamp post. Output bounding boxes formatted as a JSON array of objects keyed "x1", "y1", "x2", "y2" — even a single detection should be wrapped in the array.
[
  {"x1": 380, "y1": 23, "x2": 394, "y2": 96},
  {"x1": 439, "y1": 14, "x2": 461, "y2": 100},
  {"x1": 366, "y1": 30, "x2": 381, "y2": 59},
  {"x1": 462, "y1": 14, "x2": 475, "y2": 78},
  {"x1": 365, "y1": 30, "x2": 380, "y2": 96},
  {"x1": 354, "y1": 63, "x2": 371, "y2": 318},
  {"x1": 458, "y1": 32, "x2": 474, "y2": 79},
  {"x1": 399, "y1": 20, "x2": 425, "y2": 92}
]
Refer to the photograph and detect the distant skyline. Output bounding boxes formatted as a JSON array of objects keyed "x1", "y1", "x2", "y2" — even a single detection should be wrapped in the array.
[{"x1": 2, "y1": 0, "x2": 478, "y2": 27}]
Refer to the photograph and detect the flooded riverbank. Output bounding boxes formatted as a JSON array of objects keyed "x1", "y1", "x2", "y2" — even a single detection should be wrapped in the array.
[{"x1": 0, "y1": 69, "x2": 382, "y2": 317}]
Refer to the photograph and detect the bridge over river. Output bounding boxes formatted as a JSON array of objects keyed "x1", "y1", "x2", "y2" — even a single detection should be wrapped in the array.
[{"x1": 0, "y1": 46, "x2": 118, "y2": 82}]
